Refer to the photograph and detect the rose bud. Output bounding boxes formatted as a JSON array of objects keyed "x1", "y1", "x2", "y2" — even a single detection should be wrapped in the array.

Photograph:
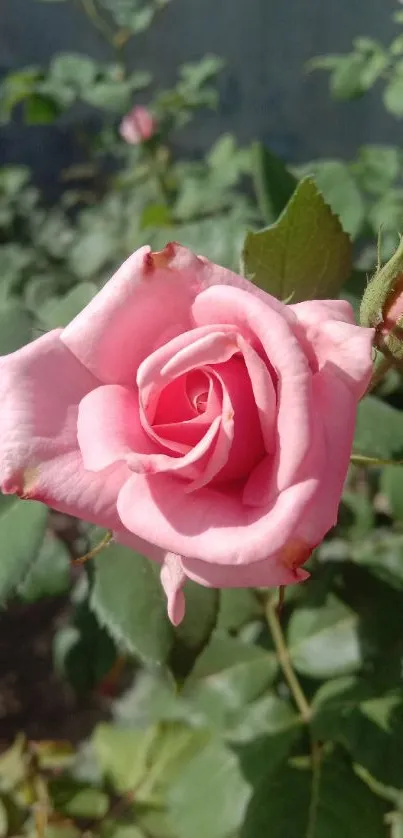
[
  {"x1": 119, "y1": 105, "x2": 156, "y2": 145},
  {"x1": 360, "y1": 236, "x2": 403, "y2": 361}
]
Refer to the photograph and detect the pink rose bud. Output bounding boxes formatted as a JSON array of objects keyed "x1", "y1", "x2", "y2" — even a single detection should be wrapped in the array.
[
  {"x1": 119, "y1": 105, "x2": 156, "y2": 145},
  {"x1": 360, "y1": 236, "x2": 403, "y2": 360},
  {"x1": 0, "y1": 244, "x2": 374, "y2": 625}
]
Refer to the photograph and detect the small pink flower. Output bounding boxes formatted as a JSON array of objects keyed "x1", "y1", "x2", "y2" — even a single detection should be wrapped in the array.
[
  {"x1": 119, "y1": 105, "x2": 156, "y2": 145},
  {"x1": 0, "y1": 244, "x2": 374, "y2": 624}
]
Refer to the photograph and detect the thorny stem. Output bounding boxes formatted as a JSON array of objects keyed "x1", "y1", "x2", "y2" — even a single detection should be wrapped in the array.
[{"x1": 265, "y1": 594, "x2": 311, "y2": 724}]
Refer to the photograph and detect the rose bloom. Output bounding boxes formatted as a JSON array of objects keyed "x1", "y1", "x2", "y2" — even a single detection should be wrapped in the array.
[
  {"x1": 0, "y1": 244, "x2": 373, "y2": 623},
  {"x1": 119, "y1": 105, "x2": 156, "y2": 145}
]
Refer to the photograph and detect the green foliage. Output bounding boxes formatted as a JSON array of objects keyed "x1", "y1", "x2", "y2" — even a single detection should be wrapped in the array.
[
  {"x1": 0, "y1": 498, "x2": 49, "y2": 604},
  {"x1": 90, "y1": 542, "x2": 173, "y2": 666},
  {"x1": 251, "y1": 141, "x2": 298, "y2": 224},
  {"x1": 3, "y1": 3, "x2": 403, "y2": 838},
  {"x1": 308, "y1": 37, "x2": 389, "y2": 100},
  {"x1": 242, "y1": 176, "x2": 352, "y2": 301},
  {"x1": 354, "y1": 396, "x2": 403, "y2": 459},
  {"x1": 242, "y1": 753, "x2": 387, "y2": 838}
]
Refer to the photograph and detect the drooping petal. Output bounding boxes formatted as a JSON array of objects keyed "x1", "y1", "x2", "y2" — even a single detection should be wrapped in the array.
[{"x1": 160, "y1": 552, "x2": 186, "y2": 625}]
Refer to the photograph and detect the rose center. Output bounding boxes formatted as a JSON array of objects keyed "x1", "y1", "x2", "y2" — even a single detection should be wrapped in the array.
[{"x1": 185, "y1": 369, "x2": 210, "y2": 415}]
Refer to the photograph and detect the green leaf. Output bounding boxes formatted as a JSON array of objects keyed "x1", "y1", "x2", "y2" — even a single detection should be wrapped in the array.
[
  {"x1": 229, "y1": 693, "x2": 300, "y2": 745},
  {"x1": 251, "y1": 142, "x2": 298, "y2": 224},
  {"x1": 44, "y1": 827, "x2": 80, "y2": 838},
  {"x1": 50, "y1": 54, "x2": 98, "y2": 90},
  {"x1": 17, "y1": 533, "x2": 70, "y2": 601},
  {"x1": 217, "y1": 588, "x2": 262, "y2": 632},
  {"x1": 242, "y1": 176, "x2": 351, "y2": 302},
  {"x1": 388, "y1": 812, "x2": 403, "y2": 838},
  {"x1": 380, "y1": 466, "x2": 403, "y2": 521},
  {"x1": 68, "y1": 229, "x2": 115, "y2": 279},
  {"x1": 354, "y1": 145, "x2": 400, "y2": 195},
  {"x1": 141, "y1": 203, "x2": 172, "y2": 229},
  {"x1": 41, "y1": 282, "x2": 98, "y2": 328},
  {"x1": 369, "y1": 189, "x2": 403, "y2": 233},
  {"x1": 0, "y1": 736, "x2": 28, "y2": 792},
  {"x1": 384, "y1": 74, "x2": 403, "y2": 117},
  {"x1": 183, "y1": 632, "x2": 278, "y2": 729},
  {"x1": 91, "y1": 542, "x2": 173, "y2": 666},
  {"x1": 136, "y1": 723, "x2": 212, "y2": 805},
  {"x1": 102, "y1": 828, "x2": 145, "y2": 838},
  {"x1": 0, "y1": 68, "x2": 41, "y2": 122},
  {"x1": 0, "y1": 166, "x2": 30, "y2": 196},
  {"x1": 0, "y1": 500, "x2": 48, "y2": 603},
  {"x1": 49, "y1": 779, "x2": 109, "y2": 819},
  {"x1": 84, "y1": 81, "x2": 133, "y2": 112},
  {"x1": 92, "y1": 723, "x2": 158, "y2": 793},
  {"x1": 241, "y1": 753, "x2": 386, "y2": 838},
  {"x1": 114, "y1": 671, "x2": 186, "y2": 727},
  {"x1": 288, "y1": 595, "x2": 361, "y2": 679},
  {"x1": 168, "y1": 739, "x2": 251, "y2": 838},
  {"x1": 354, "y1": 396, "x2": 403, "y2": 459},
  {"x1": 170, "y1": 582, "x2": 219, "y2": 678},
  {"x1": 53, "y1": 589, "x2": 117, "y2": 694},
  {"x1": 349, "y1": 531, "x2": 403, "y2": 591},
  {"x1": 302, "y1": 160, "x2": 365, "y2": 238},
  {"x1": 24, "y1": 93, "x2": 61, "y2": 124},
  {"x1": 313, "y1": 676, "x2": 403, "y2": 788},
  {"x1": 0, "y1": 303, "x2": 34, "y2": 353},
  {"x1": 330, "y1": 48, "x2": 388, "y2": 100}
]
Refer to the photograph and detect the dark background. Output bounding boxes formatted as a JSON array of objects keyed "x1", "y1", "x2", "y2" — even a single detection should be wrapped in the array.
[{"x1": 0, "y1": 0, "x2": 398, "y2": 190}]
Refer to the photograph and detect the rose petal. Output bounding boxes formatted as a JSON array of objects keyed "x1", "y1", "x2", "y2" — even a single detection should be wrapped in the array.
[
  {"x1": 137, "y1": 325, "x2": 238, "y2": 422},
  {"x1": 235, "y1": 337, "x2": 276, "y2": 453},
  {"x1": 192, "y1": 285, "x2": 312, "y2": 493},
  {"x1": 291, "y1": 300, "x2": 374, "y2": 397},
  {"x1": 127, "y1": 414, "x2": 225, "y2": 479},
  {"x1": 0, "y1": 331, "x2": 150, "y2": 550},
  {"x1": 207, "y1": 356, "x2": 265, "y2": 484},
  {"x1": 117, "y1": 472, "x2": 318, "y2": 565},
  {"x1": 77, "y1": 384, "x2": 156, "y2": 472},
  {"x1": 181, "y1": 552, "x2": 309, "y2": 589},
  {"x1": 160, "y1": 552, "x2": 186, "y2": 625},
  {"x1": 293, "y1": 368, "x2": 358, "y2": 546},
  {"x1": 61, "y1": 243, "x2": 278, "y2": 386}
]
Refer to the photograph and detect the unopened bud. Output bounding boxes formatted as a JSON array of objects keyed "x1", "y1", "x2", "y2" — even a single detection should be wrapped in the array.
[
  {"x1": 360, "y1": 236, "x2": 403, "y2": 361},
  {"x1": 119, "y1": 105, "x2": 156, "y2": 145}
]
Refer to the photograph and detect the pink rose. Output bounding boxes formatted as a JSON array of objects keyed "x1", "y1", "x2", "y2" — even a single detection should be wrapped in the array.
[
  {"x1": 119, "y1": 105, "x2": 156, "y2": 145},
  {"x1": 0, "y1": 244, "x2": 373, "y2": 623}
]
